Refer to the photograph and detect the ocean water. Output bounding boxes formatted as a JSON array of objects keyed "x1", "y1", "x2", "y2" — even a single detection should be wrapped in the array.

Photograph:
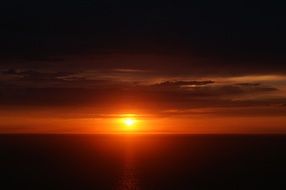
[{"x1": 1, "y1": 134, "x2": 286, "y2": 189}]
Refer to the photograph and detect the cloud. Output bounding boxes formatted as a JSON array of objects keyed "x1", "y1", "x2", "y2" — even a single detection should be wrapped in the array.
[
  {"x1": 0, "y1": 76, "x2": 282, "y2": 117},
  {"x1": 236, "y1": 83, "x2": 261, "y2": 87},
  {"x1": 152, "y1": 80, "x2": 214, "y2": 88},
  {"x1": 1, "y1": 69, "x2": 73, "y2": 80},
  {"x1": 1, "y1": 51, "x2": 286, "y2": 79},
  {"x1": 0, "y1": 67, "x2": 284, "y2": 118}
]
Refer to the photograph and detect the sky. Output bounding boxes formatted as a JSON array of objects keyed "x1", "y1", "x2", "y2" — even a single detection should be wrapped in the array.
[{"x1": 0, "y1": 0, "x2": 286, "y2": 133}]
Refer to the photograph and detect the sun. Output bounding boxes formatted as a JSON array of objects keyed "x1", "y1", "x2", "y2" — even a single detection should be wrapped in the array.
[
  {"x1": 124, "y1": 118, "x2": 135, "y2": 126},
  {"x1": 122, "y1": 117, "x2": 137, "y2": 131}
]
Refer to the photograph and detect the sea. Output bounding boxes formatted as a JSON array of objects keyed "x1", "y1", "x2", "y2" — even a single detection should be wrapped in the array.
[{"x1": 1, "y1": 134, "x2": 286, "y2": 189}]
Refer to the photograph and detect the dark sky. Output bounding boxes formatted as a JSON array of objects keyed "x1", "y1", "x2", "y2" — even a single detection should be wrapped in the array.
[
  {"x1": 1, "y1": 0, "x2": 285, "y2": 58},
  {"x1": 0, "y1": 0, "x2": 286, "y2": 127}
]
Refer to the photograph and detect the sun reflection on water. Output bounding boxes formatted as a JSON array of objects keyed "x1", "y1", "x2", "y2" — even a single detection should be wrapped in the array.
[{"x1": 116, "y1": 139, "x2": 140, "y2": 190}]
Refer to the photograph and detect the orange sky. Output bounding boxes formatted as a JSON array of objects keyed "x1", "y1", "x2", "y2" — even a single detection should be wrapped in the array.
[
  {"x1": 1, "y1": 109, "x2": 285, "y2": 134},
  {"x1": 0, "y1": 73, "x2": 286, "y2": 134}
]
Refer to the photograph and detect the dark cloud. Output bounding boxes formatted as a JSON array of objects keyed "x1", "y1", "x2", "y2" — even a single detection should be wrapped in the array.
[
  {"x1": 153, "y1": 80, "x2": 215, "y2": 88},
  {"x1": 236, "y1": 83, "x2": 261, "y2": 87},
  {"x1": 1, "y1": 69, "x2": 73, "y2": 81},
  {"x1": 2, "y1": 53, "x2": 286, "y2": 77},
  {"x1": 150, "y1": 81, "x2": 278, "y2": 98},
  {"x1": 0, "y1": 77, "x2": 282, "y2": 118}
]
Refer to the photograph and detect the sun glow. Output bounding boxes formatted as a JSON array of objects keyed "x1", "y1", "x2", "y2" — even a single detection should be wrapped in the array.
[
  {"x1": 121, "y1": 117, "x2": 137, "y2": 131},
  {"x1": 124, "y1": 118, "x2": 135, "y2": 126}
]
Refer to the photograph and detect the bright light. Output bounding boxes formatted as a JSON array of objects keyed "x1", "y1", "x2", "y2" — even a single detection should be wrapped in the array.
[
  {"x1": 123, "y1": 118, "x2": 136, "y2": 127},
  {"x1": 118, "y1": 114, "x2": 140, "y2": 132}
]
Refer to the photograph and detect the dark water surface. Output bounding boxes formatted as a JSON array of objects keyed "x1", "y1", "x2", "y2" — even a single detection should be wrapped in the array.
[{"x1": 1, "y1": 134, "x2": 286, "y2": 189}]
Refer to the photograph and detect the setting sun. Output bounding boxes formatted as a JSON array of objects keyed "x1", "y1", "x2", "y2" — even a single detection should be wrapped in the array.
[
  {"x1": 124, "y1": 118, "x2": 135, "y2": 126},
  {"x1": 121, "y1": 117, "x2": 138, "y2": 131}
]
